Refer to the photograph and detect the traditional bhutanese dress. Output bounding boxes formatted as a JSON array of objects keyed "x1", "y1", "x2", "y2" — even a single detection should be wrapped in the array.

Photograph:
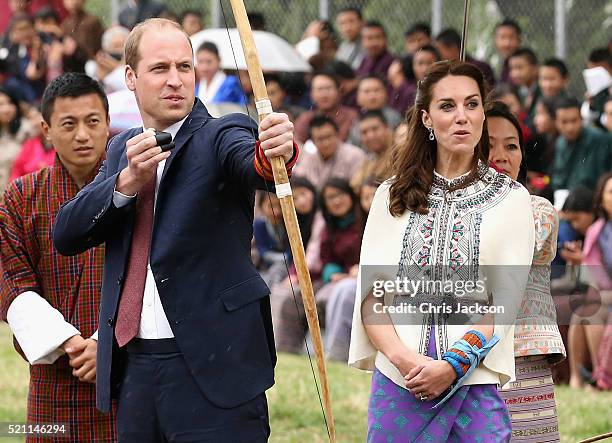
[
  {"x1": 499, "y1": 196, "x2": 566, "y2": 442},
  {"x1": 349, "y1": 163, "x2": 535, "y2": 442},
  {"x1": 0, "y1": 157, "x2": 117, "y2": 442}
]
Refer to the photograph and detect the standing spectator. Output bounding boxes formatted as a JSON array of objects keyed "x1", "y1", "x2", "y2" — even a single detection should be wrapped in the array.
[
  {"x1": 348, "y1": 75, "x2": 401, "y2": 145},
  {"x1": 539, "y1": 58, "x2": 569, "y2": 100},
  {"x1": 293, "y1": 115, "x2": 365, "y2": 190},
  {"x1": 0, "y1": 86, "x2": 32, "y2": 194},
  {"x1": 508, "y1": 47, "x2": 540, "y2": 119},
  {"x1": 403, "y1": 23, "x2": 431, "y2": 55},
  {"x1": 61, "y1": 0, "x2": 104, "y2": 73},
  {"x1": 86, "y1": 26, "x2": 130, "y2": 93},
  {"x1": 335, "y1": 6, "x2": 364, "y2": 71},
  {"x1": 552, "y1": 97, "x2": 612, "y2": 192},
  {"x1": 356, "y1": 21, "x2": 395, "y2": 79},
  {"x1": 294, "y1": 71, "x2": 358, "y2": 143},
  {"x1": 350, "y1": 110, "x2": 393, "y2": 192},
  {"x1": 434, "y1": 28, "x2": 495, "y2": 86},
  {"x1": 492, "y1": 19, "x2": 522, "y2": 83},
  {"x1": 118, "y1": 0, "x2": 166, "y2": 29},
  {"x1": 180, "y1": 9, "x2": 203, "y2": 36},
  {"x1": 0, "y1": 72, "x2": 117, "y2": 442}
]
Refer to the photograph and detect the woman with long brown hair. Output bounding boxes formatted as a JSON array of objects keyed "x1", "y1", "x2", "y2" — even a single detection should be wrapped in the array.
[{"x1": 349, "y1": 61, "x2": 535, "y2": 441}]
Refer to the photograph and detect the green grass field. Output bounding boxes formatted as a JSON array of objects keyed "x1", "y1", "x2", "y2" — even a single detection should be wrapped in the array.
[{"x1": 1, "y1": 323, "x2": 610, "y2": 442}]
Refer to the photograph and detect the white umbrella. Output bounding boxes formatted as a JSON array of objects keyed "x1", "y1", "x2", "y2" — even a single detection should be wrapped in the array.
[{"x1": 191, "y1": 28, "x2": 311, "y2": 73}]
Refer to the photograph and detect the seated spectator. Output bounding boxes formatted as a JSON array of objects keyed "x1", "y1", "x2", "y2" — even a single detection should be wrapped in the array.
[
  {"x1": 582, "y1": 48, "x2": 612, "y2": 128},
  {"x1": 552, "y1": 97, "x2": 612, "y2": 193},
  {"x1": 61, "y1": 0, "x2": 104, "y2": 73},
  {"x1": 253, "y1": 192, "x2": 291, "y2": 288},
  {"x1": 539, "y1": 58, "x2": 569, "y2": 100},
  {"x1": 412, "y1": 45, "x2": 440, "y2": 81},
  {"x1": 403, "y1": 23, "x2": 431, "y2": 55},
  {"x1": 247, "y1": 12, "x2": 265, "y2": 31},
  {"x1": 386, "y1": 55, "x2": 416, "y2": 115},
  {"x1": 290, "y1": 175, "x2": 318, "y2": 247},
  {"x1": 492, "y1": 19, "x2": 522, "y2": 83},
  {"x1": 86, "y1": 26, "x2": 129, "y2": 93},
  {"x1": 9, "y1": 103, "x2": 52, "y2": 179},
  {"x1": 434, "y1": 28, "x2": 495, "y2": 86},
  {"x1": 355, "y1": 21, "x2": 395, "y2": 79},
  {"x1": 298, "y1": 20, "x2": 337, "y2": 71},
  {"x1": 491, "y1": 83, "x2": 532, "y2": 145},
  {"x1": 180, "y1": 9, "x2": 203, "y2": 36},
  {"x1": 324, "y1": 176, "x2": 379, "y2": 362},
  {"x1": 325, "y1": 60, "x2": 359, "y2": 110},
  {"x1": 348, "y1": 75, "x2": 401, "y2": 145},
  {"x1": 293, "y1": 115, "x2": 365, "y2": 190},
  {"x1": 508, "y1": 47, "x2": 540, "y2": 119},
  {"x1": 529, "y1": 96, "x2": 560, "y2": 191},
  {"x1": 0, "y1": 0, "x2": 67, "y2": 36},
  {"x1": 350, "y1": 110, "x2": 393, "y2": 192},
  {"x1": 335, "y1": 6, "x2": 364, "y2": 70},
  {"x1": 118, "y1": 0, "x2": 166, "y2": 29},
  {"x1": 0, "y1": 86, "x2": 33, "y2": 194},
  {"x1": 294, "y1": 71, "x2": 358, "y2": 143},
  {"x1": 603, "y1": 96, "x2": 612, "y2": 132},
  {"x1": 195, "y1": 42, "x2": 244, "y2": 106},
  {"x1": 586, "y1": 173, "x2": 612, "y2": 390},
  {"x1": 1, "y1": 13, "x2": 47, "y2": 102},
  {"x1": 265, "y1": 74, "x2": 304, "y2": 120},
  {"x1": 272, "y1": 178, "x2": 362, "y2": 356},
  {"x1": 560, "y1": 179, "x2": 612, "y2": 390}
]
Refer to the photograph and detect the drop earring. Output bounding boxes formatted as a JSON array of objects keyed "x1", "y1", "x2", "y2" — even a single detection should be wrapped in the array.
[{"x1": 428, "y1": 127, "x2": 435, "y2": 141}]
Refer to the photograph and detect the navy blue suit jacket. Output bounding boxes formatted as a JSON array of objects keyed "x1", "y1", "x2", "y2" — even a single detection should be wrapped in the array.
[{"x1": 53, "y1": 100, "x2": 278, "y2": 412}]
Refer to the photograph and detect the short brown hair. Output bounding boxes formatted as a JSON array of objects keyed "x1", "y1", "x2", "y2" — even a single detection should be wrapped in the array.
[{"x1": 124, "y1": 18, "x2": 192, "y2": 70}]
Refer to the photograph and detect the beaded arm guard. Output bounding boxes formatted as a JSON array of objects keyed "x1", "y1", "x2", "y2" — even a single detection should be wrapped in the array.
[{"x1": 433, "y1": 330, "x2": 500, "y2": 408}]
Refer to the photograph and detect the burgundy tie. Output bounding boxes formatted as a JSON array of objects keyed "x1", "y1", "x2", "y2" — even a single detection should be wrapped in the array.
[{"x1": 115, "y1": 171, "x2": 156, "y2": 347}]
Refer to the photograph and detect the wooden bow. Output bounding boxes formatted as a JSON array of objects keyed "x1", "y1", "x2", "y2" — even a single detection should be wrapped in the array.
[{"x1": 226, "y1": 1, "x2": 336, "y2": 441}]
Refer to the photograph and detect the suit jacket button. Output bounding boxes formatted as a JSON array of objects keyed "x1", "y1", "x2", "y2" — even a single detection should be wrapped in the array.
[
  {"x1": 107, "y1": 318, "x2": 114, "y2": 327},
  {"x1": 117, "y1": 276, "x2": 123, "y2": 285}
]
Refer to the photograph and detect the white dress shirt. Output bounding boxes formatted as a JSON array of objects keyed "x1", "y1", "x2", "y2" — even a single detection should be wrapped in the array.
[
  {"x1": 112, "y1": 116, "x2": 188, "y2": 339},
  {"x1": 6, "y1": 116, "x2": 188, "y2": 365}
]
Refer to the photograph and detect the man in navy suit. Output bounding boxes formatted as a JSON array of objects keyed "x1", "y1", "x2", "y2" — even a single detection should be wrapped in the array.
[{"x1": 53, "y1": 18, "x2": 297, "y2": 442}]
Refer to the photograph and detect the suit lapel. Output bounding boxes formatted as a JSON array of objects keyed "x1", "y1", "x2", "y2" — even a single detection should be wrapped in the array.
[{"x1": 160, "y1": 100, "x2": 209, "y2": 183}]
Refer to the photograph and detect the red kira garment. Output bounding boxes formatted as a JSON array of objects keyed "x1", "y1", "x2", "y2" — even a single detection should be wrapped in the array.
[{"x1": 0, "y1": 156, "x2": 116, "y2": 442}]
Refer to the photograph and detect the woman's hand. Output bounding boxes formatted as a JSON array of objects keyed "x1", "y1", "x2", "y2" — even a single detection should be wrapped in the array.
[
  {"x1": 389, "y1": 350, "x2": 433, "y2": 377},
  {"x1": 560, "y1": 240, "x2": 583, "y2": 265},
  {"x1": 404, "y1": 360, "x2": 457, "y2": 401}
]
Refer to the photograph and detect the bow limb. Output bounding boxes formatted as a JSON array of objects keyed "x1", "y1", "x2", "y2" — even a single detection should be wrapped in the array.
[
  {"x1": 459, "y1": 0, "x2": 471, "y2": 62},
  {"x1": 227, "y1": 1, "x2": 336, "y2": 441}
]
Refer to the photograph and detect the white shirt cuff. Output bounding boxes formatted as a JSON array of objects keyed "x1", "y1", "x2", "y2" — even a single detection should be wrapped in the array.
[
  {"x1": 113, "y1": 188, "x2": 136, "y2": 208},
  {"x1": 90, "y1": 329, "x2": 98, "y2": 341},
  {"x1": 7, "y1": 291, "x2": 81, "y2": 365}
]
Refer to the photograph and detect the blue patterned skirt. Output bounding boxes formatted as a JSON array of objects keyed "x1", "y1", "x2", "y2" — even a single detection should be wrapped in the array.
[{"x1": 367, "y1": 369, "x2": 512, "y2": 442}]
